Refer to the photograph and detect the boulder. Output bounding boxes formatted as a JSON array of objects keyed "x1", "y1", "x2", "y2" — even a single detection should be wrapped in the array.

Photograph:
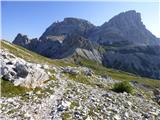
[
  {"x1": 61, "y1": 66, "x2": 93, "y2": 76},
  {"x1": 1, "y1": 49, "x2": 50, "y2": 88},
  {"x1": 61, "y1": 66, "x2": 79, "y2": 75},
  {"x1": 15, "y1": 61, "x2": 29, "y2": 78},
  {"x1": 79, "y1": 67, "x2": 93, "y2": 76}
]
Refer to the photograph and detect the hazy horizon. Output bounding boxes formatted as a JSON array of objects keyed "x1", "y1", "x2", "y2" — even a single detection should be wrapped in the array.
[{"x1": 1, "y1": 1, "x2": 160, "y2": 41}]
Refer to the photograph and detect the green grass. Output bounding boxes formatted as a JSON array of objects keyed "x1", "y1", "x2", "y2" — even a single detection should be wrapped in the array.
[
  {"x1": 62, "y1": 112, "x2": 72, "y2": 120},
  {"x1": 70, "y1": 101, "x2": 79, "y2": 109},
  {"x1": 1, "y1": 76, "x2": 55, "y2": 98},
  {"x1": 7, "y1": 109, "x2": 18, "y2": 114},
  {"x1": 88, "y1": 107, "x2": 94, "y2": 116},
  {"x1": 79, "y1": 59, "x2": 160, "y2": 88},
  {"x1": 1, "y1": 40, "x2": 76, "y2": 67},
  {"x1": 64, "y1": 73, "x2": 109, "y2": 90},
  {"x1": 1, "y1": 78, "x2": 30, "y2": 97}
]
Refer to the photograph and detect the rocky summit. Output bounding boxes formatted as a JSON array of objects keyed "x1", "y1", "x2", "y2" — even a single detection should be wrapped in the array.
[
  {"x1": 12, "y1": 10, "x2": 160, "y2": 80},
  {"x1": 89, "y1": 10, "x2": 160, "y2": 45},
  {"x1": 1, "y1": 40, "x2": 160, "y2": 120}
]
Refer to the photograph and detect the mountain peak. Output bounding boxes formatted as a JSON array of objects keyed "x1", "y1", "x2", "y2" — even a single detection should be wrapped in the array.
[
  {"x1": 118, "y1": 10, "x2": 141, "y2": 21},
  {"x1": 102, "y1": 10, "x2": 142, "y2": 28},
  {"x1": 112, "y1": 10, "x2": 141, "y2": 20},
  {"x1": 13, "y1": 33, "x2": 30, "y2": 46},
  {"x1": 121, "y1": 10, "x2": 139, "y2": 15},
  {"x1": 16, "y1": 33, "x2": 28, "y2": 39},
  {"x1": 63, "y1": 17, "x2": 93, "y2": 25},
  {"x1": 40, "y1": 17, "x2": 95, "y2": 40},
  {"x1": 89, "y1": 10, "x2": 160, "y2": 46},
  {"x1": 64, "y1": 17, "x2": 87, "y2": 22}
]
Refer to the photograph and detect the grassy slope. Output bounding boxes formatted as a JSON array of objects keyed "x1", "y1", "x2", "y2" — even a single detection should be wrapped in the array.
[
  {"x1": 79, "y1": 59, "x2": 160, "y2": 88},
  {"x1": 1, "y1": 39, "x2": 160, "y2": 95},
  {"x1": 1, "y1": 40, "x2": 75, "y2": 67}
]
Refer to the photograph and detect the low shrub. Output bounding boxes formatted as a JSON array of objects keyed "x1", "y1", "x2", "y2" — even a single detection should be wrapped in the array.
[{"x1": 113, "y1": 81, "x2": 133, "y2": 93}]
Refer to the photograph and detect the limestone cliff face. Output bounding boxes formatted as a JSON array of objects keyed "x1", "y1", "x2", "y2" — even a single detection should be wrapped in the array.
[
  {"x1": 89, "y1": 10, "x2": 160, "y2": 46},
  {"x1": 102, "y1": 45, "x2": 160, "y2": 79},
  {"x1": 12, "y1": 10, "x2": 160, "y2": 79}
]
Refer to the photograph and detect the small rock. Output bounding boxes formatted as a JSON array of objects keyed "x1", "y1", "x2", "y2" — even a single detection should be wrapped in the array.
[
  {"x1": 62, "y1": 101, "x2": 71, "y2": 108},
  {"x1": 114, "y1": 114, "x2": 121, "y2": 120},
  {"x1": 36, "y1": 91, "x2": 41, "y2": 95},
  {"x1": 86, "y1": 116, "x2": 93, "y2": 120},
  {"x1": 127, "y1": 101, "x2": 132, "y2": 106},
  {"x1": 124, "y1": 112, "x2": 129, "y2": 118},
  {"x1": 142, "y1": 112, "x2": 150, "y2": 118},
  {"x1": 42, "y1": 64, "x2": 49, "y2": 69},
  {"x1": 149, "y1": 111, "x2": 158, "y2": 116}
]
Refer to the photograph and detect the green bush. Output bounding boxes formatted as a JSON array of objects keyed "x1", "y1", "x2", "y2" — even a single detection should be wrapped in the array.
[{"x1": 113, "y1": 81, "x2": 133, "y2": 93}]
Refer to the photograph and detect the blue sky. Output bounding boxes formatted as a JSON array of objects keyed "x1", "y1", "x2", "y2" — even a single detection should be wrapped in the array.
[{"x1": 1, "y1": 1, "x2": 160, "y2": 41}]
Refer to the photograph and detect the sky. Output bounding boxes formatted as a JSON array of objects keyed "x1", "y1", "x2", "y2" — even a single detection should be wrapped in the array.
[{"x1": 1, "y1": 1, "x2": 160, "y2": 41}]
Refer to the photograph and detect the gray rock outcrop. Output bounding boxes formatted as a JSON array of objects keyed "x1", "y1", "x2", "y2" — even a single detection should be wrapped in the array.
[
  {"x1": 61, "y1": 66, "x2": 94, "y2": 76},
  {"x1": 0, "y1": 49, "x2": 50, "y2": 88},
  {"x1": 12, "y1": 33, "x2": 30, "y2": 46}
]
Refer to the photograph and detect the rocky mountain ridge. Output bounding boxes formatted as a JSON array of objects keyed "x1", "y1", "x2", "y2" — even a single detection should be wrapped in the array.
[{"x1": 12, "y1": 10, "x2": 160, "y2": 79}]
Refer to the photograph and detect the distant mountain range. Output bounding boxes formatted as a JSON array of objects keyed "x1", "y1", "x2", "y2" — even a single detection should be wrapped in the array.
[{"x1": 13, "y1": 10, "x2": 160, "y2": 79}]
